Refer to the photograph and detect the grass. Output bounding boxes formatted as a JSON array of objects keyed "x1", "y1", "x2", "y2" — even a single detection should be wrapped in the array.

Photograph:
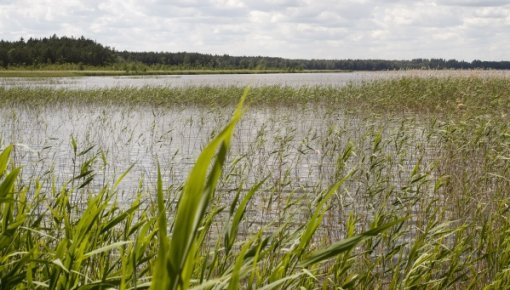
[
  {"x1": 2, "y1": 75, "x2": 509, "y2": 114},
  {"x1": 0, "y1": 75, "x2": 510, "y2": 288}
]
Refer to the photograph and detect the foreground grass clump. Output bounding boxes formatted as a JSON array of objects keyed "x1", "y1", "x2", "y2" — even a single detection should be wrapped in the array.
[{"x1": 1, "y1": 76, "x2": 510, "y2": 288}]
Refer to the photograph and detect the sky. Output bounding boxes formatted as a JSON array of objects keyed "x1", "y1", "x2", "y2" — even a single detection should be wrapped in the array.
[{"x1": 0, "y1": 0, "x2": 509, "y2": 60}]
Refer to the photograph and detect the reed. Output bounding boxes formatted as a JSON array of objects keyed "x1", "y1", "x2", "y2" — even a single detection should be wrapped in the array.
[{"x1": 0, "y1": 75, "x2": 509, "y2": 288}]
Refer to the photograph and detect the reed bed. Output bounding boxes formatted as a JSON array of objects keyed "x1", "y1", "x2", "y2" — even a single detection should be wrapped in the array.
[
  {"x1": 1, "y1": 75, "x2": 509, "y2": 111},
  {"x1": 1, "y1": 76, "x2": 509, "y2": 289}
]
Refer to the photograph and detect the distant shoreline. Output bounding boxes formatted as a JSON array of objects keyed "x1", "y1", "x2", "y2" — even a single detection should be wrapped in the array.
[
  {"x1": 3, "y1": 68, "x2": 510, "y2": 78},
  {"x1": 0, "y1": 69, "x2": 357, "y2": 78}
]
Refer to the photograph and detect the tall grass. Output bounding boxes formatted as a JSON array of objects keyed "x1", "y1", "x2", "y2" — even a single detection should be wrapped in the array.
[
  {"x1": 0, "y1": 75, "x2": 510, "y2": 288},
  {"x1": 1, "y1": 76, "x2": 509, "y2": 113}
]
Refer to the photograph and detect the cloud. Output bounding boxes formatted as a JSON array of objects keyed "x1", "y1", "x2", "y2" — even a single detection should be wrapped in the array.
[
  {"x1": 0, "y1": 0, "x2": 508, "y2": 60},
  {"x1": 436, "y1": 0, "x2": 510, "y2": 7}
]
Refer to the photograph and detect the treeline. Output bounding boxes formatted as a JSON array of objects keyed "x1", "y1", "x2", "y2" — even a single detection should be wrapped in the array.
[
  {"x1": 116, "y1": 51, "x2": 305, "y2": 70},
  {"x1": 2, "y1": 35, "x2": 510, "y2": 70},
  {"x1": 119, "y1": 53, "x2": 510, "y2": 71},
  {"x1": 0, "y1": 35, "x2": 116, "y2": 67}
]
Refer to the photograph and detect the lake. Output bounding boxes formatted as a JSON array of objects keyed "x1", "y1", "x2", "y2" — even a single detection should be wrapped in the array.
[
  {"x1": 1, "y1": 70, "x2": 507, "y2": 197},
  {"x1": 2, "y1": 70, "x2": 509, "y2": 89},
  {"x1": 1, "y1": 71, "x2": 509, "y2": 288}
]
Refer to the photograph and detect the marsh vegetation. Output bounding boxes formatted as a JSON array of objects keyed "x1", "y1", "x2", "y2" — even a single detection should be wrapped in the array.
[{"x1": 1, "y1": 75, "x2": 510, "y2": 289}]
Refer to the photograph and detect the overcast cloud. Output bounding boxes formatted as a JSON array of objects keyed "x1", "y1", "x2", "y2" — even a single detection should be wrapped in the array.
[{"x1": 0, "y1": 0, "x2": 509, "y2": 60}]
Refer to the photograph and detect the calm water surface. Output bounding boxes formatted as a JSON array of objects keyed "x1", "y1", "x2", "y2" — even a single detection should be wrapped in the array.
[
  {"x1": 2, "y1": 70, "x2": 508, "y2": 89},
  {"x1": 0, "y1": 72, "x2": 391, "y2": 89}
]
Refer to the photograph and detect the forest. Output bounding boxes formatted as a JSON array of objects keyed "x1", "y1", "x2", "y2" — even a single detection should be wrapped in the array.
[{"x1": 1, "y1": 35, "x2": 510, "y2": 70}]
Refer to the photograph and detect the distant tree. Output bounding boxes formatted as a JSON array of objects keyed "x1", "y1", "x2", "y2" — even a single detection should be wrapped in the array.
[
  {"x1": 0, "y1": 35, "x2": 116, "y2": 66},
  {"x1": 1, "y1": 35, "x2": 510, "y2": 70}
]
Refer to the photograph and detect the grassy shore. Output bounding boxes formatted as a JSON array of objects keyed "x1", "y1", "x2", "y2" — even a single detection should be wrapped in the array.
[{"x1": 1, "y1": 76, "x2": 510, "y2": 289}]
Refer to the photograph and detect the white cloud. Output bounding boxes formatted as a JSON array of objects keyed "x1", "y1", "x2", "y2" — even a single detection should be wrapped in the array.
[
  {"x1": 0, "y1": 0, "x2": 508, "y2": 60},
  {"x1": 436, "y1": 0, "x2": 510, "y2": 7}
]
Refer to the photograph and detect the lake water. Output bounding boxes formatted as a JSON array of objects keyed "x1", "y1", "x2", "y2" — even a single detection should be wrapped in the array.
[
  {"x1": 0, "y1": 70, "x2": 504, "y2": 196},
  {"x1": 0, "y1": 70, "x2": 475, "y2": 238},
  {"x1": 2, "y1": 70, "x2": 509, "y2": 89},
  {"x1": 1, "y1": 102, "x2": 435, "y2": 212},
  {"x1": 1, "y1": 100, "x2": 442, "y2": 244}
]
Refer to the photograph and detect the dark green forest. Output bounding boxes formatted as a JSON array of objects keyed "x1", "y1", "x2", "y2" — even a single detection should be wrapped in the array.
[
  {"x1": 0, "y1": 35, "x2": 116, "y2": 67},
  {"x1": 1, "y1": 35, "x2": 510, "y2": 70}
]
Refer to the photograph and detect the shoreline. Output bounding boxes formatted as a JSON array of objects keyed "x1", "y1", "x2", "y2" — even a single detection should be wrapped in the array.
[{"x1": 0, "y1": 69, "x2": 353, "y2": 78}]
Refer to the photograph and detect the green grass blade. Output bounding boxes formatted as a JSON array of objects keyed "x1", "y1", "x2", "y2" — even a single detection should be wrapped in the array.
[
  {"x1": 84, "y1": 241, "x2": 132, "y2": 258},
  {"x1": 152, "y1": 88, "x2": 248, "y2": 290},
  {"x1": 258, "y1": 272, "x2": 304, "y2": 290},
  {"x1": 0, "y1": 144, "x2": 13, "y2": 178},
  {"x1": 0, "y1": 168, "x2": 20, "y2": 200},
  {"x1": 112, "y1": 164, "x2": 135, "y2": 191},
  {"x1": 227, "y1": 239, "x2": 253, "y2": 290},
  {"x1": 225, "y1": 177, "x2": 267, "y2": 253},
  {"x1": 298, "y1": 172, "x2": 352, "y2": 252},
  {"x1": 150, "y1": 163, "x2": 170, "y2": 290},
  {"x1": 300, "y1": 218, "x2": 406, "y2": 267},
  {"x1": 101, "y1": 202, "x2": 140, "y2": 234}
]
